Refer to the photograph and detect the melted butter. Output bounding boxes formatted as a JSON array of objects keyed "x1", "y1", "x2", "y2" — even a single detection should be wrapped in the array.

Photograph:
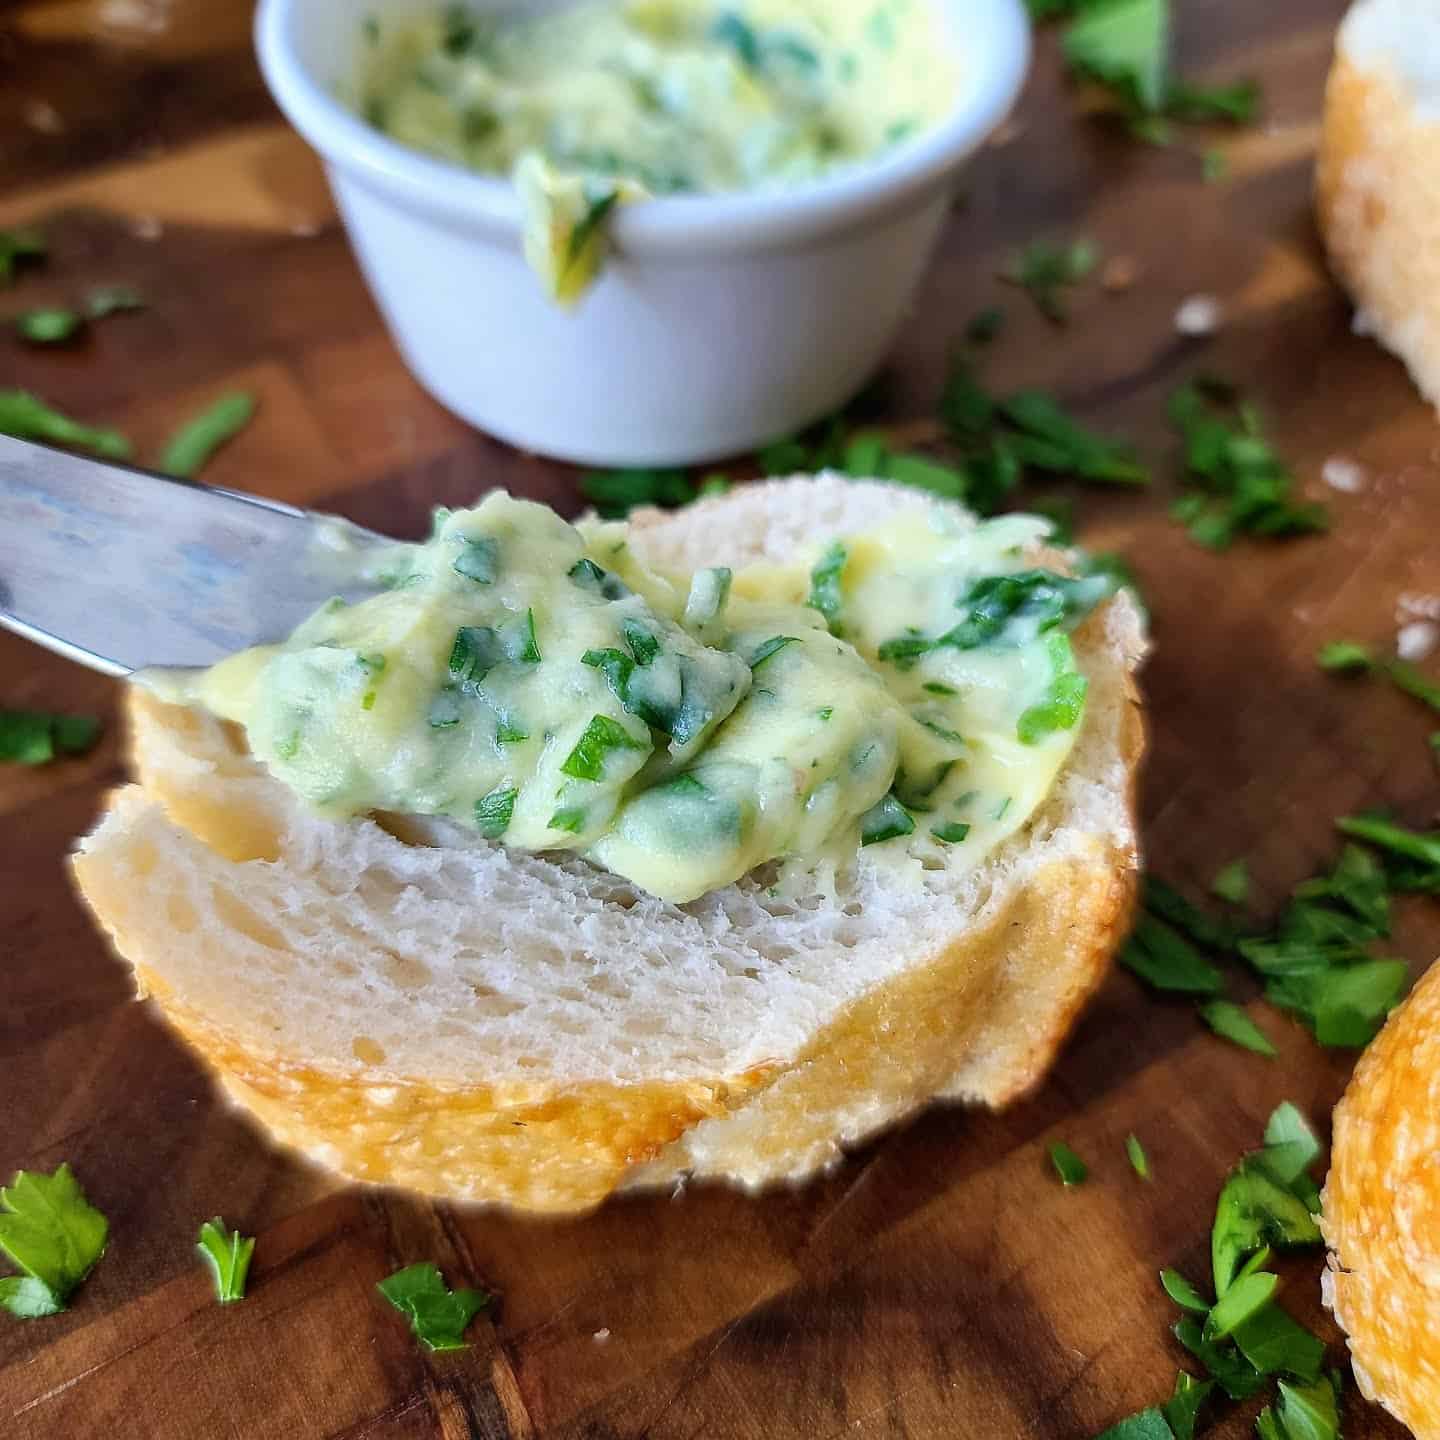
[
  {"x1": 355, "y1": 0, "x2": 959, "y2": 302},
  {"x1": 151, "y1": 493, "x2": 1108, "y2": 904}
]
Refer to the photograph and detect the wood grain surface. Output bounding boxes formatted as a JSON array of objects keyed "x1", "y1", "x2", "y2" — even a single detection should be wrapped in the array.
[{"x1": 1, "y1": 1, "x2": 1437, "y2": 1436}]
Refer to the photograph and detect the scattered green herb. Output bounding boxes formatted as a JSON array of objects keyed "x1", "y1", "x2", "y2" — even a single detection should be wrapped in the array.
[
  {"x1": 749, "y1": 635, "x2": 799, "y2": 670},
  {"x1": 1120, "y1": 914, "x2": 1225, "y2": 995},
  {"x1": 1000, "y1": 238, "x2": 1099, "y2": 324},
  {"x1": 931, "y1": 821, "x2": 971, "y2": 844},
  {"x1": 16, "y1": 308, "x2": 83, "y2": 344},
  {"x1": 1048, "y1": 1140, "x2": 1088, "y2": 1186},
  {"x1": 1200, "y1": 147, "x2": 1228, "y2": 183},
  {"x1": 1160, "y1": 1269, "x2": 1209, "y2": 1314},
  {"x1": 196, "y1": 1218, "x2": 255, "y2": 1304},
  {"x1": 0, "y1": 709, "x2": 100, "y2": 765},
  {"x1": 1062, "y1": 0, "x2": 1170, "y2": 112},
  {"x1": 0, "y1": 228, "x2": 46, "y2": 287},
  {"x1": 1210, "y1": 859, "x2": 1249, "y2": 905},
  {"x1": 1092, "y1": 1410, "x2": 1173, "y2": 1440},
  {"x1": 1199, "y1": 999, "x2": 1276, "y2": 1057},
  {"x1": 580, "y1": 467, "x2": 695, "y2": 518},
  {"x1": 1316, "y1": 641, "x2": 1372, "y2": 673},
  {"x1": 560, "y1": 714, "x2": 645, "y2": 781},
  {"x1": 1389, "y1": 658, "x2": 1440, "y2": 714},
  {"x1": 1126, "y1": 1133, "x2": 1150, "y2": 1180},
  {"x1": 807, "y1": 543, "x2": 848, "y2": 634},
  {"x1": 563, "y1": 188, "x2": 620, "y2": 275},
  {"x1": 159, "y1": 390, "x2": 256, "y2": 478},
  {"x1": 1160, "y1": 1372, "x2": 1214, "y2": 1440},
  {"x1": 1168, "y1": 380, "x2": 1327, "y2": 548},
  {"x1": 965, "y1": 306, "x2": 1005, "y2": 344},
  {"x1": 0, "y1": 1164, "x2": 108, "y2": 1318},
  {"x1": 1017, "y1": 631, "x2": 1088, "y2": 743},
  {"x1": 0, "y1": 389, "x2": 131, "y2": 458},
  {"x1": 376, "y1": 1262, "x2": 489, "y2": 1352}
]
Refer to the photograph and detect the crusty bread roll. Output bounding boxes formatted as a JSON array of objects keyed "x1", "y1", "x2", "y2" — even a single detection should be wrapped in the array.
[
  {"x1": 1323, "y1": 955, "x2": 1440, "y2": 1437},
  {"x1": 1317, "y1": 0, "x2": 1440, "y2": 412},
  {"x1": 70, "y1": 476, "x2": 1146, "y2": 1214}
]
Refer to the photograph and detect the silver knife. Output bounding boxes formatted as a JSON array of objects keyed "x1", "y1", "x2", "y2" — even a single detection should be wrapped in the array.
[{"x1": 0, "y1": 434, "x2": 395, "y2": 676}]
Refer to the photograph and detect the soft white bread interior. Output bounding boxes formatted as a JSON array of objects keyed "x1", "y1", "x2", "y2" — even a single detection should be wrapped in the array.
[
  {"x1": 1317, "y1": 0, "x2": 1440, "y2": 412},
  {"x1": 71, "y1": 476, "x2": 1147, "y2": 1214},
  {"x1": 1323, "y1": 954, "x2": 1440, "y2": 1438}
]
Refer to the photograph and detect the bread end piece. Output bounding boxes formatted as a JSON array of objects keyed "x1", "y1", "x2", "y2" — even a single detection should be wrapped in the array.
[
  {"x1": 1322, "y1": 954, "x2": 1440, "y2": 1437},
  {"x1": 1318, "y1": 4, "x2": 1440, "y2": 413}
]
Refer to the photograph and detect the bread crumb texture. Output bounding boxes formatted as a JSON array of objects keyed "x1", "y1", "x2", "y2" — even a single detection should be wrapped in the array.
[
  {"x1": 1322, "y1": 954, "x2": 1440, "y2": 1437},
  {"x1": 70, "y1": 478, "x2": 1146, "y2": 1213},
  {"x1": 1318, "y1": 2, "x2": 1440, "y2": 412}
]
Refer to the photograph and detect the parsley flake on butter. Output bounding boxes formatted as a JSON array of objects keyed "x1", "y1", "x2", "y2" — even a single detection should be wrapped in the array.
[
  {"x1": 196, "y1": 1218, "x2": 255, "y2": 1304},
  {"x1": 0, "y1": 1164, "x2": 108, "y2": 1319},
  {"x1": 377, "y1": 1261, "x2": 489, "y2": 1351}
]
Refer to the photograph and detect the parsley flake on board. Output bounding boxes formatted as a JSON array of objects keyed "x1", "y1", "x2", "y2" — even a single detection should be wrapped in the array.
[
  {"x1": 0, "y1": 227, "x2": 46, "y2": 286},
  {"x1": 1210, "y1": 858, "x2": 1249, "y2": 905},
  {"x1": 16, "y1": 308, "x2": 84, "y2": 344},
  {"x1": 159, "y1": 391, "x2": 256, "y2": 479},
  {"x1": 1168, "y1": 380, "x2": 1327, "y2": 548},
  {"x1": 1126, "y1": 1133, "x2": 1151, "y2": 1180},
  {"x1": 0, "y1": 389, "x2": 131, "y2": 458},
  {"x1": 579, "y1": 467, "x2": 696, "y2": 519},
  {"x1": 377, "y1": 1262, "x2": 489, "y2": 1351},
  {"x1": 1199, "y1": 1000, "x2": 1276, "y2": 1057},
  {"x1": 84, "y1": 284, "x2": 144, "y2": 318},
  {"x1": 0, "y1": 710, "x2": 101, "y2": 765},
  {"x1": 1000, "y1": 238, "x2": 1099, "y2": 324},
  {"x1": 1119, "y1": 913, "x2": 1225, "y2": 995},
  {"x1": 0, "y1": 1164, "x2": 108, "y2": 1319},
  {"x1": 1160, "y1": 1372, "x2": 1213, "y2": 1440},
  {"x1": 1047, "y1": 1140, "x2": 1088, "y2": 1186},
  {"x1": 1316, "y1": 641, "x2": 1372, "y2": 673},
  {"x1": 196, "y1": 1218, "x2": 255, "y2": 1304}
]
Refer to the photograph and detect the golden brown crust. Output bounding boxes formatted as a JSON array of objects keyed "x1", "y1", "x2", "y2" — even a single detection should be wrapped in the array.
[
  {"x1": 1316, "y1": 50, "x2": 1440, "y2": 410},
  {"x1": 1322, "y1": 956, "x2": 1440, "y2": 1436}
]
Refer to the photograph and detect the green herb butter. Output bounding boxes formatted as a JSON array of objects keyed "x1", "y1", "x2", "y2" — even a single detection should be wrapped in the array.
[
  {"x1": 355, "y1": 0, "x2": 959, "y2": 302},
  {"x1": 167, "y1": 494, "x2": 1109, "y2": 904}
]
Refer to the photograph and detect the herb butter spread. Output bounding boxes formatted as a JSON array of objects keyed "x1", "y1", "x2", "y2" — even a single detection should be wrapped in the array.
[
  {"x1": 177, "y1": 494, "x2": 1110, "y2": 904},
  {"x1": 356, "y1": 0, "x2": 959, "y2": 302}
]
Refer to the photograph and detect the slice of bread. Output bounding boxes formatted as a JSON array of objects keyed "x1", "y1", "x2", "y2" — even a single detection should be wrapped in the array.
[
  {"x1": 1317, "y1": 0, "x2": 1440, "y2": 412},
  {"x1": 1322, "y1": 954, "x2": 1440, "y2": 1438},
  {"x1": 70, "y1": 476, "x2": 1147, "y2": 1214}
]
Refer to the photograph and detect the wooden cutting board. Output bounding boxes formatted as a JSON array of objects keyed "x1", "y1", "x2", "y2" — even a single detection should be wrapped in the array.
[{"x1": 1, "y1": 1, "x2": 1436, "y2": 1435}]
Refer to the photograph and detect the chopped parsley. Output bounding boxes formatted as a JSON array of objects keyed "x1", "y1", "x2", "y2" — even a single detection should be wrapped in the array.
[
  {"x1": 580, "y1": 467, "x2": 695, "y2": 518},
  {"x1": 159, "y1": 391, "x2": 256, "y2": 479},
  {"x1": 749, "y1": 635, "x2": 799, "y2": 670},
  {"x1": 1389, "y1": 658, "x2": 1440, "y2": 714},
  {"x1": 1000, "y1": 238, "x2": 1098, "y2": 324},
  {"x1": 1126, "y1": 1133, "x2": 1150, "y2": 1180},
  {"x1": 806, "y1": 542, "x2": 848, "y2": 634},
  {"x1": 1160, "y1": 1373, "x2": 1214, "y2": 1440},
  {"x1": 859, "y1": 793, "x2": 914, "y2": 846},
  {"x1": 0, "y1": 389, "x2": 131, "y2": 459},
  {"x1": 1168, "y1": 380, "x2": 1327, "y2": 548},
  {"x1": 475, "y1": 786, "x2": 517, "y2": 839},
  {"x1": 452, "y1": 535, "x2": 500, "y2": 583},
  {"x1": 1198, "y1": 1000, "x2": 1276, "y2": 1057},
  {"x1": 196, "y1": 1218, "x2": 255, "y2": 1304},
  {"x1": 1316, "y1": 641, "x2": 1372, "y2": 673},
  {"x1": 0, "y1": 709, "x2": 101, "y2": 765},
  {"x1": 999, "y1": 392, "x2": 1148, "y2": 484},
  {"x1": 1047, "y1": 1140, "x2": 1088, "y2": 1186},
  {"x1": 16, "y1": 308, "x2": 83, "y2": 344},
  {"x1": 1016, "y1": 632, "x2": 1088, "y2": 743},
  {"x1": 1210, "y1": 858, "x2": 1249, "y2": 904},
  {"x1": 560, "y1": 714, "x2": 645, "y2": 781},
  {"x1": 0, "y1": 1164, "x2": 108, "y2": 1318},
  {"x1": 0, "y1": 227, "x2": 46, "y2": 287},
  {"x1": 930, "y1": 821, "x2": 971, "y2": 844},
  {"x1": 376, "y1": 1261, "x2": 489, "y2": 1352},
  {"x1": 548, "y1": 805, "x2": 588, "y2": 833},
  {"x1": 1120, "y1": 914, "x2": 1225, "y2": 995},
  {"x1": 563, "y1": 187, "x2": 620, "y2": 275},
  {"x1": 965, "y1": 305, "x2": 1005, "y2": 345}
]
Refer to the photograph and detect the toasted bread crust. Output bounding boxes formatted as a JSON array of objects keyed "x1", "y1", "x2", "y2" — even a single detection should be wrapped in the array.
[
  {"x1": 1317, "y1": 49, "x2": 1440, "y2": 411},
  {"x1": 1322, "y1": 956, "x2": 1440, "y2": 1436}
]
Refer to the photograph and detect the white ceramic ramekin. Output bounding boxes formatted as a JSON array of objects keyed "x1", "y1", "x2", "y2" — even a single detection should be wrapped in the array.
[{"x1": 256, "y1": 0, "x2": 1029, "y2": 467}]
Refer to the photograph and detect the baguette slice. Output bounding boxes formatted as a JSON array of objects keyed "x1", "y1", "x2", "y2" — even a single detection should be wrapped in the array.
[
  {"x1": 1322, "y1": 953, "x2": 1440, "y2": 1438},
  {"x1": 71, "y1": 476, "x2": 1147, "y2": 1214},
  {"x1": 1317, "y1": 0, "x2": 1440, "y2": 412}
]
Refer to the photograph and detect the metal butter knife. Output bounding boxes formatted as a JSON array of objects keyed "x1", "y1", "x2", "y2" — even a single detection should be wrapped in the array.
[{"x1": 0, "y1": 434, "x2": 394, "y2": 676}]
